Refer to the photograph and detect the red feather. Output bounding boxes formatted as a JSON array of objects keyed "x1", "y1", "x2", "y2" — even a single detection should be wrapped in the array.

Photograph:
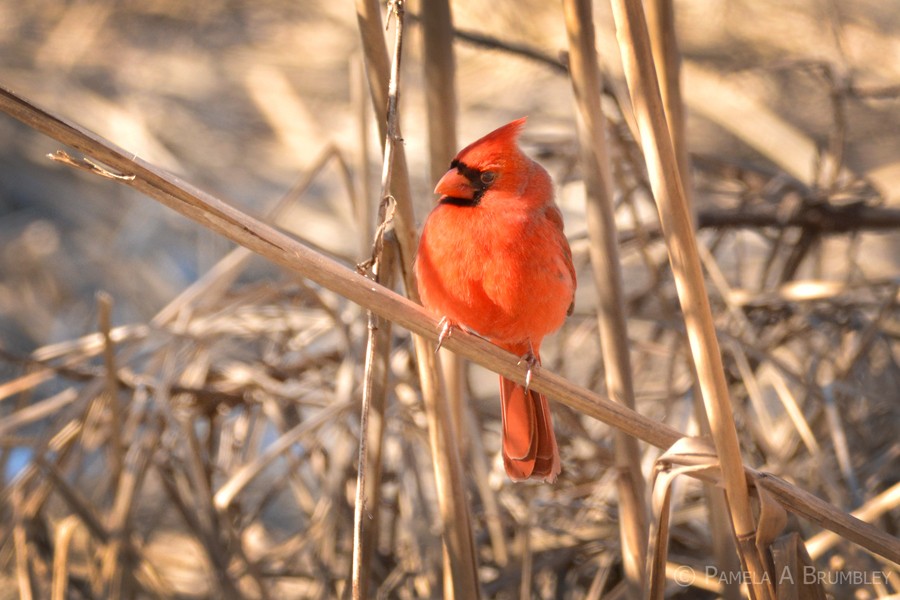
[{"x1": 415, "y1": 118, "x2": 575, "y2": 482}]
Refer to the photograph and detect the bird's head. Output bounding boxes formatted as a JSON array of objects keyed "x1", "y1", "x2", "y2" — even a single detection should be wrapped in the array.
[{"x1": 434, "y1": 117, "x2": 538, "y2": 207}]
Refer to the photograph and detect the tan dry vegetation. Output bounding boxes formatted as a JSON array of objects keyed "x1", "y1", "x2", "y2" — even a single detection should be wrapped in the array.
[{"x1": 0, "y1": 1, "x2": 898, "y2": 598}]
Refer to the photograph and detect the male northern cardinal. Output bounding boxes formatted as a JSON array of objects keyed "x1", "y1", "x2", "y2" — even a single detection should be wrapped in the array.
[{"x1": 415, "y1": 118, "x2": 576, "y2": 482}]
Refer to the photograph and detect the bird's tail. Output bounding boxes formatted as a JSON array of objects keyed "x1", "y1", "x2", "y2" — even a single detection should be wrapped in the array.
[{"x1": 498, "y1": 374, "x2": 561, "y2": 483}]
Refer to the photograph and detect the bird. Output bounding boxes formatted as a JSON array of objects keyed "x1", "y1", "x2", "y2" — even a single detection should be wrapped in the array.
[{"x1": 415, "y1": 117, "x2": 576, "y2": 482}]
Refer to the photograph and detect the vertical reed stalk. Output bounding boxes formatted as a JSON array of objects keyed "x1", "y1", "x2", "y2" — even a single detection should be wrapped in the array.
[
  {"x1": 352, "y1": 4, "x2": 406, "y2": 598},
  {"x1": 645, "y1": 0, "x2": 693, "y2": 219},
  {"x1": 351, "y1": 245, "x2": 395, "y2": 600},
  {"x1": 562, "y1": 0, "x2": 648, "y2": 596},
  {"x1": 607, "y1": 0, "x2": 773, "y2": 597},
  {"x1": 354, "y1": 1, "x2": 480, "y2": 596},
  {"x1": 96, "y1": 292, "x2": 123, "y2": 488},
  {"x1": 354, "y1": 0, "x2": 417, "y2": 275},
  {"x1": 351, "y1": 59, "x2": 374, "y2": 253},
  {"x1": 646, "y1": 5, "x2": 737, "y2": 595},
  {"x1": 421, "y1": 0, "x2": 465, "y2": 461},
  {"x1": 350, "y1": 44, "x2": 391, "y2": 599}
]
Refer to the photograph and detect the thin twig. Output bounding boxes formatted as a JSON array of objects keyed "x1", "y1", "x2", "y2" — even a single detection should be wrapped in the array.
[
  {"x1": 406, "y1": 11, "x2": 567, "y2": 75},
  {"x1": 352, "y1": 2, "x2": 406, "y2": 596}
]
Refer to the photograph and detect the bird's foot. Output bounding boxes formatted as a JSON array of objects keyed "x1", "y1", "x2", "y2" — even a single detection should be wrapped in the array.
[
  {"x1": 517, "y1": 345, "x2": 539, "y2": 393},
  {"x1": 435, "y1": 317, "x2": 456, "y2": 352}
]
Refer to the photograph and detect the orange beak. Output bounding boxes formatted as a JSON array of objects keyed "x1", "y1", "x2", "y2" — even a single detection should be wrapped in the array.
[{"x1": 434, "y1": 167, "x2": 474, "y2": 199}]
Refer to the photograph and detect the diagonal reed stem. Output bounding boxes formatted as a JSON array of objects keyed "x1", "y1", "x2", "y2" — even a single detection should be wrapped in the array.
[{"x1": 0, "y1": 83, "x2": 897, "y2": 570}]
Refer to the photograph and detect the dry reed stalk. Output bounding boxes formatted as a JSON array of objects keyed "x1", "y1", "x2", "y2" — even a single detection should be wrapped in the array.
[
  {"x1": 355, "y1": 2, "x2": 480, "y2": 596},
  {"x1": 10, "y1": 416, "x2": 81, "y2": 520},
  {"x1": 806, "y1": 481, "x2": 900, "y2": 560},
  {"x1": 702, "y1": 378, "x2": 754, "y2": 600},
  {"x1": 12, "y1": 487, "x2": 34, "y2": 600},
  {"x1": 1, "y1": 85, "x2": 898, "y2": 569},
  {"x1": 645, "y1": 10, "x2": 741, "y2": 590},
  {"x1": 99, "y1": 416, "x2": 158, "y2": 598},
  {"x1": 418, "y1": 3, "x2": 508, "y2": 571},
  {"x1": 0, "y1": 388, "x2": 79, "y2": 437},
  {"x1": 645, "y1": 0, "x2": 692, "y2": 220},
  {"x1": 584, "y1": 554, "x2": 613, "y2": 599},
  {"x1": 96, "y1": 291, "x2": 123, "y2": 489},
  {"x1": 352, "y1": 297, "x2": 393, "y2": 599},
  {"x1": 349, "y1": 338, "x2": 388, "y2": 572},
  {"x1": 422, "y1": 0, "x2": 466, "y2": 480},
  {"x1": 462, "y1": 403, "x2": 510, "y2": 567},
  {"x1": 354, "y1": 0, "x2": 416, "y2": 274},
  {"x1": 561, "y1": 0, "x2": 647, "y2": 596},
  {"x1": 606, "y1": 0, "x2": 774, "y2": 597},
  {"x1": 422, "y1": 0, "x2": 458, "y2": 184},
  {"x1": 351, "y1": 4, "x2": 406, "y2": 595},
  {"x1": 677, "y1": 246, "x2": 744, "y2": 599},
  {"x1": 50, "y1": 516, "x2": 81, "y2": 600},
  {"x1": 646, "y1": 438, "x2": 718, "y2": 596},
  {"x1": 518, "y1": 498, "x2": 535, "y2": 600},
  {"x1": 352, "y1": 59, "x2": 374, "y2": 252},
  {"x1": 409, "y1": 332, "x2": 481, "y2": 599}
]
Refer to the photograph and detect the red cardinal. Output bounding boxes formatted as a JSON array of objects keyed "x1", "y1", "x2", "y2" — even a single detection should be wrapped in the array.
[{"x1": 415, "y1": 118, "x2": 576, "y2": 482}]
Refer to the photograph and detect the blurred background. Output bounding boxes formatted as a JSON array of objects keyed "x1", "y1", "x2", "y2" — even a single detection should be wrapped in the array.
[
  {"x1": 2, "y1": 0, "x2": 900, "y2": 349},
  {"x1": 3, "y1": 0, "x2": 900, "y2": 351},
  {"x1": 0, "y1": 1, "x2": 898, "y2": 598}
]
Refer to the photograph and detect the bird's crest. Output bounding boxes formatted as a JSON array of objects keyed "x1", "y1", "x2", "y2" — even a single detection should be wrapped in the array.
[{"x1": 455, "y1": 117, "x2": 527, "y2": 167}]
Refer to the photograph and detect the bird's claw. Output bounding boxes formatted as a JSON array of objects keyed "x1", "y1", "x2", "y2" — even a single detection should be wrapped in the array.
[
  {"x1": 517, "y1": 350, "x2": 538, "y2": 393},
  {"x1": 435, "y1": 317, "x2": 455, "y2": 352}
]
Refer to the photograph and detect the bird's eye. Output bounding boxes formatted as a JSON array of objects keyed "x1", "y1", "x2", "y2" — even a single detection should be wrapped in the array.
[{"x1": 480, "y1": 171, "x2": 496, "y2": 185}]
